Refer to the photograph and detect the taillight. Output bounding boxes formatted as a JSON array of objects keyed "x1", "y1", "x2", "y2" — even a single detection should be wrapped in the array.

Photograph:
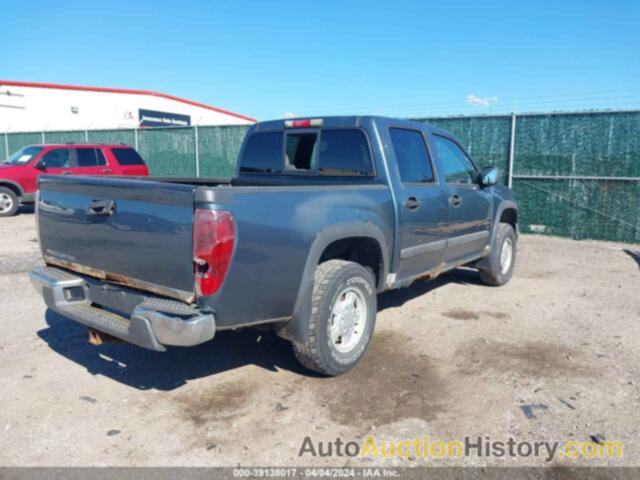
[{"x1": 193, "y1": 209, "x2": 235, "y2": 296}]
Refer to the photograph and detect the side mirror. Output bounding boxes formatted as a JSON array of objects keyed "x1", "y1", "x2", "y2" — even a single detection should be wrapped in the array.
[
  {"x1": 33, "y1": 159, "x2": 46, "y2": 170},
  {"x1": 480, "y1": 166, "x2": 498, "y2": 187}
]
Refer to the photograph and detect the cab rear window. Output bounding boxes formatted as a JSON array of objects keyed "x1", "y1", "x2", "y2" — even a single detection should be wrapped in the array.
[
  {"x1": 239, "y1": 128, "x2": 373, "y2": 177},
  {"x1": 112, "y1": 148, "x2": 146, "y2": 166}
]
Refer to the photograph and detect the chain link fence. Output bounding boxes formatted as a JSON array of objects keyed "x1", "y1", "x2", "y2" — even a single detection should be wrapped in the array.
[{"x1": 2, "y1": 111, "x2": 639, "y2": 243}]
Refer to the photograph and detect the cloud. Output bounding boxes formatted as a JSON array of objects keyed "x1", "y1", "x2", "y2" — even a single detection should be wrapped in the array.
[{"x1": 466, "y1": 94, "x2": 499, "y2": 107}]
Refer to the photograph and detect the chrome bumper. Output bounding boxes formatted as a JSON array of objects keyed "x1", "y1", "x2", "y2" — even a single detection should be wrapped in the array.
[{"x1": 30, "y1": 266, "x2": 215, "y2": 351}]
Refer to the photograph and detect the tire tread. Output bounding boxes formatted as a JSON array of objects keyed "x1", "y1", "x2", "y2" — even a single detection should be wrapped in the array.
[
  {"x1": 293, "y1": 260, "x2": 350, "y2": 374},
  {"x1": 479, "y1": 222, "x2": 516, "y2": 286},
  {"x1": 0, "y1": 187, "x2": 19, "y2": 218}
]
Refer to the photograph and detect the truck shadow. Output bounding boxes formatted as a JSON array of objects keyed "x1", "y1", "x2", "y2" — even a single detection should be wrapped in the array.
[
  {"x1": 38, "y1": 309, "x2": 317, "y2": 391},
  {"x1": 37, "y1": 267, "x2": 481, "y2": 391},
  {"x1": 623, "y1": 249, "x2": 640, "y2": 270}
]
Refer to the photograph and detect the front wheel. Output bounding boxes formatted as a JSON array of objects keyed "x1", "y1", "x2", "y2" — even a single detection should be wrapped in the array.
[
  {"x1": 293, "y1": 259, "x2": 377, "y2": 376},
  {"x1": 479, "y1": 223, "x2": 517, "y2": 286},
  {"x1": 0, "y1": 187, "x2": 19, "y2": 217}
]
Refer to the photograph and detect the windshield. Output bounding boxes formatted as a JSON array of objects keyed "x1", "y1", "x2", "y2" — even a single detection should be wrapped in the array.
[{"x1": 2, "y1": 146, "x2": 44, "y2": 166}]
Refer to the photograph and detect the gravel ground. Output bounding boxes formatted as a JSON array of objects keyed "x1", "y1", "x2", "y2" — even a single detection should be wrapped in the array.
[{"x1": 0, "y1": 211, "x2": 638, "y2": 468}]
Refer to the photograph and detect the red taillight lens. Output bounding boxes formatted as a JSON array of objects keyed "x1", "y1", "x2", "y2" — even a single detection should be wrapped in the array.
[{"x1": 193, "y1": 209, "x2": 235, "y2": 296}]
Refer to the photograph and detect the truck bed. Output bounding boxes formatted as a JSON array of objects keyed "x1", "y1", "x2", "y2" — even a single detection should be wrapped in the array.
[{"x1": 36, "y1": 173, "x2": 394, "y2": 327}]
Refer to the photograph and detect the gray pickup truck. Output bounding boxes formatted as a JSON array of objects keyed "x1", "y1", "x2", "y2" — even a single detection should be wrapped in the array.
[{"x1": 30, "y1": 116, "x2": 518, "y2": 376}]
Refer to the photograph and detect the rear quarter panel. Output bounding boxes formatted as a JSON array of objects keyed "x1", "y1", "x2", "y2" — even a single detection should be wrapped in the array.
[{"x1": 200, "y1": 184, "x2": 395, "y2": 327}]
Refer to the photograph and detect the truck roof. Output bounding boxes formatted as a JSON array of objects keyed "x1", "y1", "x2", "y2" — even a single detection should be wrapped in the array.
[{"x1": 253, "y1": 115, "x2": 452, "y2": 137}]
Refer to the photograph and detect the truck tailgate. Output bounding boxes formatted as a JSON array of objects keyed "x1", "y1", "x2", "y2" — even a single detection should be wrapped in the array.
[{"x1": 37, "y1": 175, "x2": 196, "y2": 302}]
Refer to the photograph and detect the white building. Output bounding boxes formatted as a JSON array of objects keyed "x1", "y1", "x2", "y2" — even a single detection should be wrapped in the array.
[{"x1": 0, "y1": 80, "x2": 255, "y2": 133}]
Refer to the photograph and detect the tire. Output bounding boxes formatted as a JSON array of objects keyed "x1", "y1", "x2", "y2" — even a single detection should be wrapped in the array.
[
  {"x1": 0, "y1": 187, "x2": 19, "y2": 218},
  {"x1": 479, "y1": 223, "x2": 517, "y2": 286},
  {"x1": 293, "y1": 259, "x2": 377, "y2": 376}
]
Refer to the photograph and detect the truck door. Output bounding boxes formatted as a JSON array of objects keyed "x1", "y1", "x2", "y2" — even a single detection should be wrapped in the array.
[
  {"x1": 388, "y1": 127, "x2": 449, "y2": 280},
  {"x1": 430, "y1": 134, "x2": 492, "y2": 263}
]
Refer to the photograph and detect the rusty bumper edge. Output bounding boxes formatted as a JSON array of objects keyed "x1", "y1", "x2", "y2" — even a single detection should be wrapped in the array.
[
  {"x1": 43, "y1": 255, "x2": 195, "y2": 304},
  {"x1": 30, "y1": 265, "x2": 216, "y2": 350}
]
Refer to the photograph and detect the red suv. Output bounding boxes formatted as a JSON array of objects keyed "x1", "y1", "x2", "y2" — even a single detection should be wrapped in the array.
[{"x1": 0, "y1": 144, "x2": 149, "y2": 217}]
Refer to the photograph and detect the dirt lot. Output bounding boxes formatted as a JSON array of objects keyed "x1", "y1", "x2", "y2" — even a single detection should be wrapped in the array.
[{"x1": 0, "y1": 211, "x2": 638, "y2": 467}]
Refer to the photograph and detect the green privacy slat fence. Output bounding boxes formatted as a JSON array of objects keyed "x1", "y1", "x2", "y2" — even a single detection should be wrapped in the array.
[
  {"x1": 7, "y1": 132, "x2": 42, "y2": 156},
  {"x1": 41, "y1": 130, "x2": 86, "y2": 145},
  {"x1": 3, "y1": 111, "x2": 640, "y2": 243},
  {"x1": 514, "y1": 112, "x2": 640, "y2": 177},
  {"x1": 413, "y1": 112, "x2": 640, "y2": 243},
  {"x1": 511, "y1": 112, "x2": 640, "y2": 243},
  {"x1": 198, "y1": 125, "x2": 250, "y2": 178},
  {"x1": 137, "y1": 127, "x2": 197, "y2": 177},
  {"x1": 513, "y1": 178, "x2": 640, "y2": 244},
  {"x1": 87, "y1": 129, "x2": 136, "y2": 146}
]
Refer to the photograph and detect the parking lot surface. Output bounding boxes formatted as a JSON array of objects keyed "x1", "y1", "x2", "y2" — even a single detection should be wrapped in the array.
[{"x1": 0, "y1": 212, "x2": 638, "y2": 467}]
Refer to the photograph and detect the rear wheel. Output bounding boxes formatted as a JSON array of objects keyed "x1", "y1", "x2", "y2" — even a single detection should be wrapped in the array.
[
  {"x1": 293, "y1": 260, "x2": 377, "y2": 376},
  {"x1": 479, "y1": 223, "x2": 517, "y2": 286},
  {"x1": 0, "y1": 187, "x2": 19, "y2": 217}
]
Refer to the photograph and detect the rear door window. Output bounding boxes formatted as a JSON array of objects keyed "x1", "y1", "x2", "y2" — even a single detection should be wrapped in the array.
[
  {"x1": 74, "y1": 148, "x2": 106, "y2": 167},
  {"x1": 111, "y1": 148, "x2": 145, "y2": 165},
  {"x1": 389, "y1": 128, "x2": 435, "y2": 183},
  {"x1": 42, "y1": 148, "x2": 72, "y2": 168},
  {"x1": 318, "y1": 129, "x2": 373, "y2": 176},
  {"x1": 240, "y1": 131, "x2": 283, "y2": 173}
]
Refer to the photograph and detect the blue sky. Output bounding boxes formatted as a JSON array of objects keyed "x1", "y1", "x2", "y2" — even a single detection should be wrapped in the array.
[{"x1": 1, "y1": 0, "x2": 638, "y2": 120}]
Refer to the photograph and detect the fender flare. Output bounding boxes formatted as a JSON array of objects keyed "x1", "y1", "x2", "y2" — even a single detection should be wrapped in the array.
[
  {"x1": 277, "y1": 223, "x2": 389, "y2": 342},
  {"x1": 0, "y1": 180, "x2": 25, "y2": 197},
  {"x1": 492, "y1": 200, "x2": 518, "y2": 241},
  {"x1": 477, "y1": 200, "x2": 518, "y2": 268}
]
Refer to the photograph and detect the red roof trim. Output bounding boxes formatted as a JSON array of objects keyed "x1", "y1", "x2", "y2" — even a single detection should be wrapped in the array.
[{"x1": 0, "y1": 80, "x2": 256, "y2": 123}]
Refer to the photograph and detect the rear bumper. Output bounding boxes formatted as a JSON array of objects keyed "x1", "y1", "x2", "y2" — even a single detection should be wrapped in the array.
[{"x1": 29, "y1": 266, "x2": 215, "y2": 351}]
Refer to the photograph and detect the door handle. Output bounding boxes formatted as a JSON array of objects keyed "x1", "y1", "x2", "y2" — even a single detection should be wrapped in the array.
[
  {"x1": 87, "y1": 199, "x2": 116, "y2": 216},
  {"x1": 62, "y1": 171, "x2": 72, "y2": 175},
  {"x1": 403, "y1": 197, "x2": 421, "y2": 210},
  {"x1": 450, "y1": 194, "x2": 463, "y2": 207},
  {"x1": 102, "y1": 168, "x2": 113, "y2": 174}
]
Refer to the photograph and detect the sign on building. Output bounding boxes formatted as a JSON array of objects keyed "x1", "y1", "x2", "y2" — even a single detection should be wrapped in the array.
[{"x1": 138, "y1": 109, "x2": 191, "y2": 127}]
